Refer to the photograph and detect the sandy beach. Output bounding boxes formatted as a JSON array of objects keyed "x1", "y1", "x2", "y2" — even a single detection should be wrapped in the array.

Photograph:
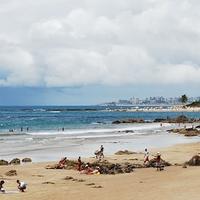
[{"x1": 0, "y1": 142, "x2": 200, "y2": 200}]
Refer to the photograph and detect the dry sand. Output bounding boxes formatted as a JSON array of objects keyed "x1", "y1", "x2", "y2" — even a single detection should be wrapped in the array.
[{"x1": 0, "y1": 142, "x2": 200, "y2": 200}]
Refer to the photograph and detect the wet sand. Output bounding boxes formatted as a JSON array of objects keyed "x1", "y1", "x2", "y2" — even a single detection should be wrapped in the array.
[{"x1": 0, "y1": 142, "x2": 200, "y2": 200}]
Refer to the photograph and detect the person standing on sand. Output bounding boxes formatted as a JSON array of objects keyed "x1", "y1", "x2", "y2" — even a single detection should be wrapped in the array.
[
  {"x1": 17, "y1": 180, "x2": 27, "y2": 192},
  {"x1": 144, "y1": 148, "x2": 150, "y2": 164},
  {"x1": 100, "y1": 145, "x2": 104, "y2": 158},
  {"x1": 78, "y1": 156, "x2": 82, "y2": 171},
  {"x1": 156, "y1": 152, "x2": 161, "y2": 170}
]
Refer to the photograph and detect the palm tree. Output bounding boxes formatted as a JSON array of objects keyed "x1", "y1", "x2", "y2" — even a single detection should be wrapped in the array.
[{"x1": 180, "y1": 94, "x2": 188, "y2": 104}]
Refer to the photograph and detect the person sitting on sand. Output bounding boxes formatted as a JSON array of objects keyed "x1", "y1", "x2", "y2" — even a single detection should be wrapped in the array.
[
  {"x1": 58, "y1": 157, "x2": 67, "y2": 169},
  {"x1": 17, "y1": 180, "x2": 27, "y2": 192},
  {"x1": 0, "y1": 180, "x2": 5, "y2": 193},
  {"x1": 144, "y1": 148, "x2": 150, "y2": 164}
]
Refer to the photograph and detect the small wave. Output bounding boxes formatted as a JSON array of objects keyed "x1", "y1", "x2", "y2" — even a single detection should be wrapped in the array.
[
  {"x1": 0, "y1": 133, "x2": 27, "y2": 137},
  {"x1": 27, "y1": 123, "x2": 169, "y2": 136}
]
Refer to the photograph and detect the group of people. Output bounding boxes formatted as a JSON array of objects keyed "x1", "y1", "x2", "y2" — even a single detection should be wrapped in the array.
[
  {"x1": 144, "y1": 148, "x2": 163, "y2": 170},
  {"x1": 0, "y1": 180, "x2": 27, "y2": 193}
]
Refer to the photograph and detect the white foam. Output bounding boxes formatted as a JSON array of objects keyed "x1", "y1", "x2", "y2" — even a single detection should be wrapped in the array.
[{"x1": 27, "y1": 123, "x2": 170, "y2": 137}]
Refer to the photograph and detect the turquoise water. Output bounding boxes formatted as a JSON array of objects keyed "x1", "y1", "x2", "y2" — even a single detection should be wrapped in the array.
[{"x1": 0, "y1": 106, "x2": 200, "y2": 133}]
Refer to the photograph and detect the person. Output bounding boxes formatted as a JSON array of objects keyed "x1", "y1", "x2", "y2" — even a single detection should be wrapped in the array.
[
  {"x1": 144, "y1": 148, "x2": 149, "y2": 164},
  {"x1": 17, "y1": 180, "x2": 27, "y2": 192},
  {"x1": 58, "y1": 157, "x2": 67, "y2": 169},
  {"x1": 156, "y1": 152, "x2": 161, "y2": 170},
  {"x1": 100, "y1": 145, "x2": 104, "y2": 158},
  {"x1": 0, "y1": 180, "x2": 5, "y2": 193},
  {"x1": 77, "y1": 156, "x2": 82, "y2": 171}
]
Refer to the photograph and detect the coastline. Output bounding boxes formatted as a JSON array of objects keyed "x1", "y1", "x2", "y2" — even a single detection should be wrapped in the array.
[
  {"x1": 104, "y1": 106, "x2": 200, "y2": 112},
  {"x1": 0, "y1": 141, "x2": 200, "y2": 200}
]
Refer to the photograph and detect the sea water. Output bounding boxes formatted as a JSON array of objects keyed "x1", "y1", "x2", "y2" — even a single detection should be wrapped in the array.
[{"x1": 0, "y1": 106, "x2": 200, "y2": 161}]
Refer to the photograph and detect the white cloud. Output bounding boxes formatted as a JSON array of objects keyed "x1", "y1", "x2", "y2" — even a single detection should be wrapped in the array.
[{"x1": 0, "y1": 0, "x2": 200, "y2": 87}]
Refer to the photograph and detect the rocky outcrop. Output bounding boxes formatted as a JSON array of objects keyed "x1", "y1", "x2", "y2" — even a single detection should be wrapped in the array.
[
  {"x1": 146, "y1": 158, "x2": 171, "y2": 168},
  {"x1": 5, "y1": 170, "x2": 17, "y2": 176},
  {"x1": 9, "y1": 158, "x2": 20, "y2": 165},
  {"x1": 46, "y1": 159, "x2": 143, "y2": 174},
  {"x1": 115, "y1": 150, "x2": 137, "y2": 155},
  {"x1": 0, "y1": 160, "x2": 9, "y2": 165},
  {"x1": 186, "y1": 155, "x2": 200, "y2": 166},
  {"x1": 112, "y1": 118, "x2": 145, "y2": 124},
  {"x1": 89, "y1": 160, "x2": 142, "y2": 174},
  {"x1": 168, "y1": 128, "x2": 200, "y2": 136},
  {"x1": 22, "y1": 158, "x2": 32, "y2": 163},
  {"x1": 154, "y1": 115, "x2": 198, "y2": 123},
  {"x1": 187, "y1": 101, "x2": 200, "y2": 108}
]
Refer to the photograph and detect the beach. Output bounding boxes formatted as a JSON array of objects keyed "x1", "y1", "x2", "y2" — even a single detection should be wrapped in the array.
[{"x1": 0, "y1": 142, "x2": 200, "y2": 200}]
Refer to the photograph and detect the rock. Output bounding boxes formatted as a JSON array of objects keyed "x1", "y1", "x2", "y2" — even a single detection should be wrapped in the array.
[
  {"x1": 154, "y1": 115, "x2": 200, "y2": 123},
  {"x1": 22, "y1": 158, "x2": 32, "y2": 163},
  {"x1": 196, "y1": 125, "x2": 200, "y2": 129},
  {"x1": 64, "y1": 176, "x2": 73, "y2": 180},
  {"x1": 182, "y1": 163, "x2": 187, "y2": 168},
  {"x1": 112, "y1": 118, "x2": 145, "y2": 124},
  {"x1": 168, "y1": 128, "x2": 200, "y2": 136},
  {"x1": 0, "y1": 160, "x2": 9, "y2": 165},
  {"x1": 5, "y1": 170, "x2": 17, "y2": 176},
  {"x1": 146, "y1": 158, "x2": 171, "y2": 168},
  {"x1": 186, "y1": 155, "x2": 200, "y2": 166},
  {"x1": 10, "y1": 158, "x2": 20, "y2": 165},
  {"x1": 42, "y1": 181, "x2": 55, "y2": 184},
  {"x1": 115, "y1": 150, "x2": 136, "y2": 155},
  {"x1": 154, "y1": 118, "x2": 166, "y2": 122}
]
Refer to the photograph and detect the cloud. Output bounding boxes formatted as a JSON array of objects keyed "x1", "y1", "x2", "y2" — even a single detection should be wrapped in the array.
[{"x1": 0, "y1": 0, "x2": 200, "y2": 87}]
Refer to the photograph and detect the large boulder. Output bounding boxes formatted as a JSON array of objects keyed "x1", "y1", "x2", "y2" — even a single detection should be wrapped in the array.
[
  {"x1": 0, "y1": 160, "x2": 9, "y2": 165},
  {"x1": 112, "y1": 118, "x2": 145, "y2": 124},
  {"x1": 10, "y1": 158, "x2": 20, "y2": 165},
  {"x1": 22, "y1": 158, "x2": 32, "y2": 163},
  {"x1": 168, "y1": 128, "x2": 200, "y2": 136},
  {"x1": 186, "y1": 155, "x2": 200, "y2": 166},
  {"x1": 146, "y1": 158, "x2": 171, "y2": 168}
]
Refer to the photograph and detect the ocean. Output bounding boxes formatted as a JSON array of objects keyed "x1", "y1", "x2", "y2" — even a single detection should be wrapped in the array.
[{"x1": 0, "y1": 106, "x2": 200, "y2": 162}]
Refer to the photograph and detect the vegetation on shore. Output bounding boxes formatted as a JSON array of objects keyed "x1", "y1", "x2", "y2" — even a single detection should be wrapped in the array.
[{"x1": 186, "y1": 101, "x2": 200, "y2": 107}]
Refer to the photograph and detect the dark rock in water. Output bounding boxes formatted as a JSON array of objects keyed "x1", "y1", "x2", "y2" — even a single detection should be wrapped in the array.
[
  {"x1": 175, "y1": 115, "x2": 189, "y2": 123},
  {"x1": 146, "y1": 158, "x2": 171, "y2": 168},
  {"x1": 0, "y1": 160, "x2": 9, "y2": 165},
  {"x1": 5, "y1": 170, "x2": 17, "y2": 176},
  {"x1": 154, "y1": 118, "x2": 166, "y2": 122},
  {"x1": 186, "y1": 155, "x2": 200, "y2": 166},
  {"x1": 112, "y1": 118, "x2": 145, "y2": 124},
  {"x1": 22, "y1": 158, "x2": 32, "y2": 163},
  {"x1": 154, "y1": 115, "x2": 200, "y2": 123},
  {"x1": 10, "y1": 158, "x2": 20, "y2": 165},
  {"x1": 196, "y1": 125, "x2": 200, "y2": 129}
]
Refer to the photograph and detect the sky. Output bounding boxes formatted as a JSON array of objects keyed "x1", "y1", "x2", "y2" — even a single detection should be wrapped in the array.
[{"x1": 0, "y1": 0, "x2": 199, "y2": 105}]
